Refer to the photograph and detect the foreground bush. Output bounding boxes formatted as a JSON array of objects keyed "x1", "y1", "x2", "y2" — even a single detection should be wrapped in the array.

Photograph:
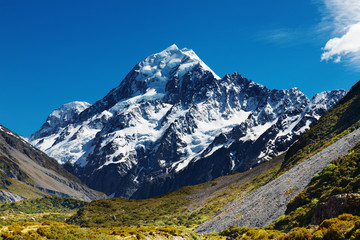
[{"x1": 217, "y1": 214, "x2": 360, "y2": 240}]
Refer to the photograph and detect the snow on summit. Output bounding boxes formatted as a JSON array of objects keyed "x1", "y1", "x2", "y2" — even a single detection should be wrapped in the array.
[
  {"x1": 49, "y1": 101, "x2": 91, "y2": 121},
  {"x1": 136, "y1": 44, "x2": 220, "y2": 91}
]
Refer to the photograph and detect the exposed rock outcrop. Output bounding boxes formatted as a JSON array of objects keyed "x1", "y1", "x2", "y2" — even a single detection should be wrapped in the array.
[
  {"x1": 0, "y1": 190, "x2": 25, "y2": 202},
  {"x1": 311, "y1": 193, "x2": 360, "y2": 225}
]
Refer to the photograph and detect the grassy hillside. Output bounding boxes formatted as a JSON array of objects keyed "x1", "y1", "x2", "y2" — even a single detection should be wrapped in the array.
[
  {"x1": 68, "y1": 154, "x2": 284, "y2": 229},
  {"x1": 268, "y1": 141, "x2": 360, "y2": 232},
  {"x1": 0, "y1": 196, "x2": 86, "y2": 225},
  {"x1": 280, "y1": 81, "x2": 360, "y2": 173},
  {"x1": 0, "y1": 196, "x2": 85, "y2": 214}
]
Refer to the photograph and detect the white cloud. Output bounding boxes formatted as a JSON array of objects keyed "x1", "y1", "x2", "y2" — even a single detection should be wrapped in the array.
[
  {"x1": 320, "y1": 0, "x2": 360, "y2": 67},
  {"x1": 321, "y1": 23, "x2": 360, "y2": 61}
]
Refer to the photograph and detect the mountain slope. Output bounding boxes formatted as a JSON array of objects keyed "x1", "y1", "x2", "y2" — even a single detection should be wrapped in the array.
[
  {"x1": 269, "y1": 80, "x2": 360, "y2": 230},
  {"x1": 68, "y1": 153, "x2": 284, "y2": 228},
  {"x1": 196, "y1": 126, "x2": 360, "y2": 234},
  {"x1": 196, "y1": 80, "x2": 360, "y2": 233},
  {"x1": 194, "y1": 80, "x2": 360, "y2": 239},
  {"x1": 29, "y1": 44, "x2": 347, "y2": 199},
  {"x1": 0, "y1": 125, "x2": 105, "y2": 202},
  {"x1": 281, "y1": 80, "x2": 360, "y2": 173}
]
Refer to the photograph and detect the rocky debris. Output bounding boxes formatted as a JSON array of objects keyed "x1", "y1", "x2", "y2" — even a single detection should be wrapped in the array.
[
  {"x1": 196, "y1": 128, "x2": 360, "y2": 234},
  {"x1": 0, "y1": 190, "x2": 25, "y2": 202},
  {"x1": 311, "y1": 193, "x2": 360, "y2": 225}
]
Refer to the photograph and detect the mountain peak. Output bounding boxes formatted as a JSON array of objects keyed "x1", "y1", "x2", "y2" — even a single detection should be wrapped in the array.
[
  {"x1": 51, "y1": 101, "x2": 91, "y2": 117},
  {"x1": 29, "y1": 101, "x2": 91, "y2": 140},
  {"x1": 163, "y1": 43, "x2": 179, "y2": 52},
  {"x1": 135, "y1": 45, "x2": 219, "y2": 86},
  {"x1": 46, "y1": 101, "x2": 90, "y2": 127}
]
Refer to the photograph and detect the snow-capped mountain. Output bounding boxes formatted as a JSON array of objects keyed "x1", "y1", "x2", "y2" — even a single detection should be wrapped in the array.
[
  {"x1": 29, "y1": 44, "x2": 347, "y2": 198},
  {"x1": 34, "y1": 101, "x2": 91, "y2": 139}
]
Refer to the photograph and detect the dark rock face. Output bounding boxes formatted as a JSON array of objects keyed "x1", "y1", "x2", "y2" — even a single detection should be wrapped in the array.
[
  {"x1": 311, "y1": 193, "x2": 360, "y2": 225},
  {"x1": 29, "y1": 45, "x2": 347, "y2": 199}
]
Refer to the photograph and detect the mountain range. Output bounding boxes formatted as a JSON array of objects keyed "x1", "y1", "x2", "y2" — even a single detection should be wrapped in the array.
[
  {"x1": 28, "y1": 44, "x2": 347, "y2": 199},
  {"x1": 66, "y1": 80, "x2": 360, "y2": 239}
]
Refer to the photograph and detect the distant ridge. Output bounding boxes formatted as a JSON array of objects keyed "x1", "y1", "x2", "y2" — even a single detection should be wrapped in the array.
[{"x1": 0, "y1": 124, "x2": 105, "y2": 202}]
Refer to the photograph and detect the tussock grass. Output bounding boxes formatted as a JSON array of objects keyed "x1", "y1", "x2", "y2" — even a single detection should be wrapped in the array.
[
  {"x1": 0, "y1": 221, "x2": 200, "y2": 239},
  {"x1": 0, "y1": 196, "x2": 85, "y2": 225}
]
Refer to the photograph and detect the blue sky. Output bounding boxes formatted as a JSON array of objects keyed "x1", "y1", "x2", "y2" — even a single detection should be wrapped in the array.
[{"x1": 1, "y1": 0, "x2": 359, "y2": 136}]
